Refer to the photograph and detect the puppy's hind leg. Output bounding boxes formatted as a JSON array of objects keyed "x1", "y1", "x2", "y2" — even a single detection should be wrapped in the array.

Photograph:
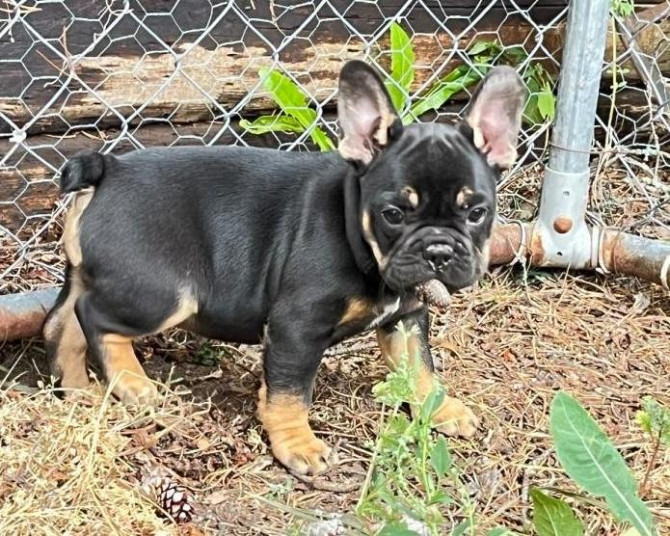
[
  {"x1": 43, "y1": 266, "x2": 91, "y2": 393},
  {"x1": 74, "y1": 290, "x2": 197, "y2": 405}
]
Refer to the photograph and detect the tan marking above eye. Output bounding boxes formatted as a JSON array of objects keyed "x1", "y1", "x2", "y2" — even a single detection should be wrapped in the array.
[
  {"x1": 401, "y1": 186, "x2": 420, "y2": 208},
  {"x1": 456, "y1": 187, "x2": 474, "y2": 209}
]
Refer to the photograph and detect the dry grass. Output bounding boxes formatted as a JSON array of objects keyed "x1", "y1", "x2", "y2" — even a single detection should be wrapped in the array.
[
  {"x1": 1, "y1": 267, "x2": 668, "y2": 535},
  {"x1": 0, "y1": 386, "x2": 179, "y2": 535}
]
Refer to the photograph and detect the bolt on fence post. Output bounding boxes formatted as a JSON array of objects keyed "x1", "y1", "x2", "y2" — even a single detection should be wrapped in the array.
[{"x1": 533, "y1": 0, "x2": 611, "y2": 268}]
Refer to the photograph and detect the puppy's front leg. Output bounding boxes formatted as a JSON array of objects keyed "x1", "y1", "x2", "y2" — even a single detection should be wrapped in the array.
[
  {"x1": 376, "y1": 306, "x2": 479, "y2": 437},
  {"x1": 258, "y1": 321, "x2": 332, "y2": 475}
]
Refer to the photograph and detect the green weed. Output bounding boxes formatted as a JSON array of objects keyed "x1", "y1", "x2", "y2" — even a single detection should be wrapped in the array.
[{"x1": 241, "y1": 22, "x2": 557, "y2": 150}]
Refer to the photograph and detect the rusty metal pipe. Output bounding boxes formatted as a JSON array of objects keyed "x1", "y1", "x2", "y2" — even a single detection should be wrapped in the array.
[
  {"x1": 487, "y1": 223, "x2": 670, "y2": 288},
  {"x1": 598, "y1": 229, "x2": 670, "y2": 290},
  {"x1": 0, "y1": 288, "x2": 59, "y2": 342}
]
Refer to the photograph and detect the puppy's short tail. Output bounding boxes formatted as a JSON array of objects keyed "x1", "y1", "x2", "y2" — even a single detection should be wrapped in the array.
[{"x1": 60, "y1": 151, "x2": 107, "y2": 193}]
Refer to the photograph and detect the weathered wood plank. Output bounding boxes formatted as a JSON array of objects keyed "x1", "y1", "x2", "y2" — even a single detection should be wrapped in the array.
[
  {"x1": 1, "y1": 0, "x2": 665, "y2": 137},
  {"x1": 0, "y1": 86, "x2": 654, "y2": 230}
]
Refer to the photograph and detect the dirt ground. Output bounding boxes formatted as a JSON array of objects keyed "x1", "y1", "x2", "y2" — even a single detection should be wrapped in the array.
[
  {"x1": 1, "y1": 157, "x2": 669, "y2": 534},
  {"x1": 1, "y1": 264, "x2": 668, "y2": 535}
]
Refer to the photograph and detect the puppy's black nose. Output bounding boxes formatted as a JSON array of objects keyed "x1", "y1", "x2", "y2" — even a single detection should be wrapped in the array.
[{"x1": 424, "y1": 243, "x2": 454, "y2": 272}]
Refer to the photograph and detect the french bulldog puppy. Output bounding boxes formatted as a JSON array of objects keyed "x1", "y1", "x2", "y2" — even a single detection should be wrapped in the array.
[{"x1": 44, "y1": 60, "x2": 525, "y2": 475}]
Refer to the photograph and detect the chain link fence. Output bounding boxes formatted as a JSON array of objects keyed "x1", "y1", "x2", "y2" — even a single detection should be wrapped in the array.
[{"x1": 1, "y1": 0, "x2": 668, "y2": 295}]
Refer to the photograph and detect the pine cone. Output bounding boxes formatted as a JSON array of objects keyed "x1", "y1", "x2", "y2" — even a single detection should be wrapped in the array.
[{"x1": 142, "y1": 475, "x2": 194, "y2": 523}]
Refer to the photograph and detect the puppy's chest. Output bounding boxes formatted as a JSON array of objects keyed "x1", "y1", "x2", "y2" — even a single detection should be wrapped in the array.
[{"x1": 337, "y1": 295, "x2": 410, "y2": 335}]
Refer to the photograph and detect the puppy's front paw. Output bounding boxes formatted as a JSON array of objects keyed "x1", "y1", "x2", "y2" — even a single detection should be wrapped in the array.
[
  {"x1": 111, "y1": 372, "x2": 159, "y2": 405},
  {"x1": 431, "y1": 396, "x2": 479, "y2": 438},
  {"x1": 271, "y1": 431, "x2": 333, "y2": 475}
]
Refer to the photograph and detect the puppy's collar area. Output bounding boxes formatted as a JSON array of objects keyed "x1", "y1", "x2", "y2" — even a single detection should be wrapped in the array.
[{"x1": 343, "y1": 169, "x2": 380, "y2": 282}]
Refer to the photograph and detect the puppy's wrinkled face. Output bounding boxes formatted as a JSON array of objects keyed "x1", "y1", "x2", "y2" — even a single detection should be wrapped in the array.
[
  {"x1": 359, "y1": 123, "x2": 496, "y2": 294},
  {"x1": 337, "y1": 61, "x2": 525, "y2": 302}
]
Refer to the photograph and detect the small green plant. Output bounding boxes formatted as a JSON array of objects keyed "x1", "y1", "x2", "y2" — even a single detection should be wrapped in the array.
[
  {"x1": 239, "y1": 67, "x2": 335, "y2": 151},
  {"x1": 636, "y1": 397, "x2": 670, "y2": 447},
  {"x1": 356, "y1": 323, "x2": 510, "y2": 536},
  {"x1": 386, "y1": 29, "x2": 556, "y2": 127},
  {"x1": 530, "y1": 487, "x2": 583, "y2": 536},
  {"x1": 530, "y1": 392, "x2": 657, "y2": 536},
  {"x1": 241, "y1": 22, "x2": 556, "y2": 149},
  {"x1": 636, "y1": 397, "x2": 670, "y2": 495},
  {"x1": 611, "y1": 0, "x2": 635, "y2": 17},
  {"x1": 356, "y1": 324, "x2": 460, "y2": 534},
  {"x1": 192, "y1": 341, "x2": 221, "y2": 365}
]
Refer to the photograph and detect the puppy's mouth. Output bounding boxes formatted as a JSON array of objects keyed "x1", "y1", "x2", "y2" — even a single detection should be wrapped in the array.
[{"x1": 380, "y1": 227, "x2": 487, "y2": 306}]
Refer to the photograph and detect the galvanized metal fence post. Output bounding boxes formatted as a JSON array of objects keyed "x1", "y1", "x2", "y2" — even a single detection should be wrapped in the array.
[{"x1": 534, "y1": 0, "x2": 611, "y2": 268}]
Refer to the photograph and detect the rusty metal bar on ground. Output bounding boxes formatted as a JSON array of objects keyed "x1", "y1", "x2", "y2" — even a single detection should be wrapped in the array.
[
  {"x1": 2, "y1": 223, "x2": 668, "y2": 342},
  {"x1": 489, "y1": 223, "x2": 670, "y2": 289}
]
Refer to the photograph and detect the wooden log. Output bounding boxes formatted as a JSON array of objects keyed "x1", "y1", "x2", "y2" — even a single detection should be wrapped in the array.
[
  {"x1": 1, "y1": 0, "x2": 666, "y2": 137},
  {"x1": 0, "y1": 83, "x2": 655, "y2": 232}
]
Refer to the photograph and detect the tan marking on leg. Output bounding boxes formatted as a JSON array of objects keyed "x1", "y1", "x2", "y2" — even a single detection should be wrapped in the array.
[
  {"x1": 456, "y1": 187, "x2": 474, "y2": 209},
  {"x1": 43, "y1": 268, "x2": 90, "y2": 390},
  {"x1": 338, "y1": 296, "x2": 374, "y2": 326},
  {"x1": 100, "y1": 293, "x2": 195, "y2": 404},
  {"x1": 63, "y1": 190, "x2": 93, "y2": 267},
  {"x1": 101, "y1": 334, "x2": 157, "y2": 404},
  {"x1": 401, "y1": 186, "x2": 419, "y2": 208},
  {"x1": 155, "y1": 292, "x2": 198, "y2": 332},
  {"x1": 361, "y1": 210, "x2": 386, "y2": 269},
  {"x1": 376, "y1": 326, "x2": 479, "y2": 437},
  {"x1": 257, "y1": 381, "x2": 332, "y2": 475}
]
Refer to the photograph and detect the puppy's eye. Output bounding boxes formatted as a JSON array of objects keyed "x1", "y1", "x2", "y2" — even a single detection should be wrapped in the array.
[
  {"x1": 467, "y1": 207, "x2": 487, "y2": 225},
  {"x1": 381, "y1": 207, "x2": 405, "y2": 225}
]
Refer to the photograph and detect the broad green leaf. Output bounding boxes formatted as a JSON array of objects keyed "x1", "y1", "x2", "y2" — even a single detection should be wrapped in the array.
[
  {"x1": 536, "y1": 89, "x2": 556, "y2": 121},
  {"x1": 240, "y1": 115, "x2": 304, "y2": 135},
  {"x1": 240, "y1": 114, "x2": 334, "y2": 151},
  {"x1": 378, "y1": 522, "x2": 420, "y2": 536},
  {"x1": 258, "y1": 67, "x2": 334, "y2": 150},
  {"x1": 309, "y1": 127, "x2": 336, "y2": 151},
  {"x1": 467, "y1": 40, "x2": 500, "y2": 56},
  {"x1": 530, "y1": 488, "x2": 583, "y2": 536},
  {"x1": 501, "y1": 44, "x2": 527, "y2": 63},
  {"x1": 428, "y1": 489, "x2": 454, "y2": 505},
  {"x1": 430, "y1": 436, "x2": 451, "y2": 477},
  {"x1": 406, "y1": 64, "x2": 484, "y2": 123},
  {"x1": 420, "y1": 385, "x2": 445, "y2": 422},
  {"x1": 452, "y1": 519, "x2": 472, "y2": 536},
  {"x1": 550, "y1": 392, "x2": 656, "y2": 536},
  {"x1": 259, "y1": 67, "x2": 315, "y2": 128},
  {"x1": 385, "y1": 22, "x2": 414, "y2": 111}
]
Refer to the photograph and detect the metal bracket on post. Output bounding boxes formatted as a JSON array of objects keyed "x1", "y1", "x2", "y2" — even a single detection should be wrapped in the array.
[{"x1": 533, "y1": 167, "x2": 591, "y2": 268}]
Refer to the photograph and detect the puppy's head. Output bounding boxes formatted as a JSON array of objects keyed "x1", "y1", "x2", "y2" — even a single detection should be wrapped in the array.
[{"x1": 338, "y1": 60, "x2": 525, "y2": 301}]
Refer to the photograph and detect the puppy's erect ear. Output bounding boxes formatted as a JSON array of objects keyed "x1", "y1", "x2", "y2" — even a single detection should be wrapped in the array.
[
  {"x1": 338, "y1": 60, "x2": 402, "y2": 165},
  {"x1": 464, "y1": 66, "x2": 526, "y2": 169}
]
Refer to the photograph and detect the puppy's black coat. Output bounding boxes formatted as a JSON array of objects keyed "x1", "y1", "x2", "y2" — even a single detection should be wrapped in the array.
[{"x1": 44, "y1": 61, "x2": 525, "y2": 475}]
